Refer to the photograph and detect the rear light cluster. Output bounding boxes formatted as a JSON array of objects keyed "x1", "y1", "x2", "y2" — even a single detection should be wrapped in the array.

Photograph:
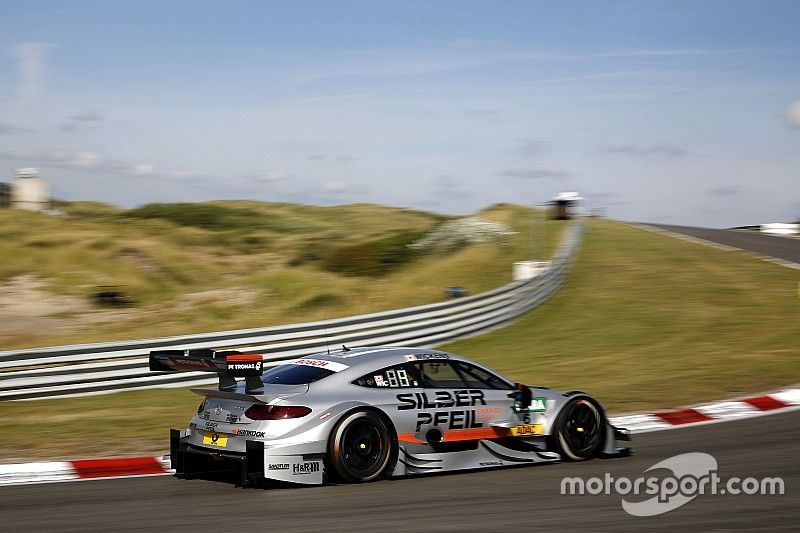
[{"x1": 245, "y1": 405, "x2": 311, "y2": 420}]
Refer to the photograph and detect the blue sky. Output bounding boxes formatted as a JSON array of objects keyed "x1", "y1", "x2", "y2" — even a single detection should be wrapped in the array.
[{"x1": 1, "y1": 0, "x2": 798, "y2": 226}]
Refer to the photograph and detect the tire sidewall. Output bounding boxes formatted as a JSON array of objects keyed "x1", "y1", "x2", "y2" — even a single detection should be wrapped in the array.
[
  {"x1": 328, "y1": 409, "x2": 397, "y2": 483},
  {"x1": 554, "y1": 397, "x2": 606, "y2": 461}
]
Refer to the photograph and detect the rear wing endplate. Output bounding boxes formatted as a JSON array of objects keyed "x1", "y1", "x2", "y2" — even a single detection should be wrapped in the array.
[{"x1": 149, "y1": 349, "x2": 264, "y2": 393}]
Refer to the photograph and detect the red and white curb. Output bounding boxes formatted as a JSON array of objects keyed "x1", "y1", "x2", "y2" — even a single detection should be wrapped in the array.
[
  {"x1": 0, "y1": 456, "x2": 172, "y2": 487},
  {"x1": 1, "y1": 387, "x2": 798, "y2": 487},
  {"x1": 608, "y1": 387, "x2": 800, "y2": 432}
]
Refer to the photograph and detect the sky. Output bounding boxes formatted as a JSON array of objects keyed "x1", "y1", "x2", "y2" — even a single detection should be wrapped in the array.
[{"x1": 0, "y1": 0, "x2": 798, "y2": 227}]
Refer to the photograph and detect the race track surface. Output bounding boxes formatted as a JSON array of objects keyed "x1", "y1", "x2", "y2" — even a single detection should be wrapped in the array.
[
  {"x1": 649, "y1": 224, "x2": 800, "y2": 264},
  {"x1": 2, "y1": 411, "x2": 798, "y2": 532}
]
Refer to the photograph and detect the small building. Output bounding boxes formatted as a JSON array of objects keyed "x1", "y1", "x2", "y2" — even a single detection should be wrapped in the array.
[
  {"x1": 550, "y1": 191, "x2": 582, "y2": 220},
  {"x1": 11, "y1": 168, "x2": 51, "y2": 212},
  {"x1": 0, "y1": 182, "x2": 10, "y2": 207}
]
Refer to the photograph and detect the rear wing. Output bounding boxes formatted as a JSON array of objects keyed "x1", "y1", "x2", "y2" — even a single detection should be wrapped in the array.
[{"x1": 149, "y1": 349, "x2": 264, "y2": 393}]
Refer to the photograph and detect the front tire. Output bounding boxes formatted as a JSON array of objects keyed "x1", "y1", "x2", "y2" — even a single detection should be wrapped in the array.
[
  {"x1": 328, "y1": 410, "x2": 396, "y2": 483},
  {"x1": 552, "y1": 398, "x2": 605, "y2": 461}
]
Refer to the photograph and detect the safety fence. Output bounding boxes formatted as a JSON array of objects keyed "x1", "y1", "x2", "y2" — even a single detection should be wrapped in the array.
[{"x1": 0, "y1": 221, "x2": 584, "y2": 401}]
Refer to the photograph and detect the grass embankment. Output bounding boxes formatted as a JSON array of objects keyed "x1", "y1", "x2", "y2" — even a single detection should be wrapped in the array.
[
  {"x1": 2, "y1": 217, "x2": 796, "y2": 462},
  {"x1": 0, "y1": 202, "x2": 560, "y2": 349},
  {"x1": 443, "y1": 219, "x2": 800, "y2": 411}
]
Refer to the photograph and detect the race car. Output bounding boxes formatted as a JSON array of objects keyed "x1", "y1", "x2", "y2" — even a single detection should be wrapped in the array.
[{"x1": 150, "y1": 346, "x2": 630, "y2": 486}]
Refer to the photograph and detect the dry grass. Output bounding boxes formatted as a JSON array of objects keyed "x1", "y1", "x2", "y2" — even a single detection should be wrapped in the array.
[{"x1": 0, "y1": 202, "x2": 561, "y2": 349}]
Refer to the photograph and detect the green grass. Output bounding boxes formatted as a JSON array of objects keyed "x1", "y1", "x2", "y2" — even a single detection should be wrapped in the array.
[{"x1": 442, "y1": 219, "x2": 800, "y2": 412}]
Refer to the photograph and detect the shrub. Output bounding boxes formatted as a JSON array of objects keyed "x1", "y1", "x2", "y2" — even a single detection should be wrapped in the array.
[
  {"x1": 321, "y1": 230, "x2": 426, "y2": 277},
  {"x1": 121, "y1": 203, "x2": 313, "y2": 233}
]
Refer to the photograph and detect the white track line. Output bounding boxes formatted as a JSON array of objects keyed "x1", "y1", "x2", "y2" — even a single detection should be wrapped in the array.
[{"x1": 630, "y1": 224, "x2": 800, "y2": 270}]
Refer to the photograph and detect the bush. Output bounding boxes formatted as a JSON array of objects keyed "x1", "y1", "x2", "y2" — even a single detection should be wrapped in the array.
[
  {"x1": 121, "y1": 203, "x2": 312, "y2": 233},
  {"x1": 321, "y1": 230, "x2": 426, "y2": 277}
]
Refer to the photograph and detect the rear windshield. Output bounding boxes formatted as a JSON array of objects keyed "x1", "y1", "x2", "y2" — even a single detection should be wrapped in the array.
[{"x1": 261, "y1": 364, "x2": 335, "y2": 385}]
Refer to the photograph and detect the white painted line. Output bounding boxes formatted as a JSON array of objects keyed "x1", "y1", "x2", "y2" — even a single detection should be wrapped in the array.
[{"x1": 630, "y1": 224, "x2": 800, "y2": 270}]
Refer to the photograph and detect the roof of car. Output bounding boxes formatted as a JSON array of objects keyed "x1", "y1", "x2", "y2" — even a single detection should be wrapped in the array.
[{"x1": 300, "y1": 346, "x2": 461, "y2": 371}]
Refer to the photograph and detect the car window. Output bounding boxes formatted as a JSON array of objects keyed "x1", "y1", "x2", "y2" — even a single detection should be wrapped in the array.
[
  {"x1": 415, "y1": 361, "x2": 466, "y2": 388},
  {"x1": 352, "y1": 363, "x2": 422, "y2": 388},
  {"x1": 454, "y1": 361, "x2": 513, "y2": 390},
  {"x1": 261, "y1": 364, "x2": 334, "y2": 385}
]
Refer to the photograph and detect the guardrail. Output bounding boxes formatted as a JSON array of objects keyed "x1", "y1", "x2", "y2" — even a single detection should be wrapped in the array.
[{"x1": 0, "y1": 221, "x2": 584, "y2": 401}]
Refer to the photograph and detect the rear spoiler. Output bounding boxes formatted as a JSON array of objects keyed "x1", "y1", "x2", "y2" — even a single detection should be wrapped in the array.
[{"x1": 149, "y1": 349, "x2": 265, "y2": 394}]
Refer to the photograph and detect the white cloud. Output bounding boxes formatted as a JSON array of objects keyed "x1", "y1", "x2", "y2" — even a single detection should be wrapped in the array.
[
  {"x1": 10, "y1": 42, "x2": 55, "y2": 107},
  {"x1": 323, "y1": 180, "x2": 345, "y2": 191},
  {"x1": 786, "y1": 101, "x2": 800, "y2": 128},
  {"x1": 258, "y1": 170, "x2": 285, "y2": 182},
  {"x1": 499, "y1": 165, "x2": 569, "y2": 179},
  {"x1": 132, "y1": 164, "x2": 155, "y2": 176},
  {"x1": 70, "y1": 151, "x2": 102, "y2": 168},
  {"x1": 601, "y1": 144, "x2": 689, "y2": 157},
  {"x1": 0, "y1": 148, "x2": 207, "y2": 183}
]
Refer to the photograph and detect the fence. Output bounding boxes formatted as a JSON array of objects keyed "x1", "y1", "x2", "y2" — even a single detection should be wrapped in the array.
[{"x1": 0, "y1": 221, "x2": 584, "y2": 401}]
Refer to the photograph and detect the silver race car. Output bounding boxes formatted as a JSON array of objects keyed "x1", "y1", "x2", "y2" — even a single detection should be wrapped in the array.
[{"x1": 150, "y1": 346, "x2": 630, "y2": 486}]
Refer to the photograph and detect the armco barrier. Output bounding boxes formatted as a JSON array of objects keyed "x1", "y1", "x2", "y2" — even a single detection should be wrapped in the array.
[{"x1": 0, "y1": 221, "x2": 584, "y2": 401}]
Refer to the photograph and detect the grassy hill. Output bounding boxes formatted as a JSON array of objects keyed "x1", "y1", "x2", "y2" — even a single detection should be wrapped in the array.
[{"x1": 0, "y1": 201, "x2": 561, "y2": 350}]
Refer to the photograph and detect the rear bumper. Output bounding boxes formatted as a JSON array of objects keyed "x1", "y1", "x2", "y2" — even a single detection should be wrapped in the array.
[
  {"x1": 171, "y1": 428, "x2": 265, "y2": 486},
  {"x1": 170, "y1": 428, "x2": 324, "y2": 486}
]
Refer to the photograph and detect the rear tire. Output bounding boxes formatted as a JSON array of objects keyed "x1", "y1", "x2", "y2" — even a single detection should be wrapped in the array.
[
  {"x1": 552, "y1": 398, "x2": 605, "y2": 461},
  {"x1": 328, "y1": 410, "x2": 396, "y2": 483}
]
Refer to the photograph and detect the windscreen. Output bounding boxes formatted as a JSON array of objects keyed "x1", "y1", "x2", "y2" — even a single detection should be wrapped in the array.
[{"x1": 261, "y1": 363, "x2": 335, "y2": 385}]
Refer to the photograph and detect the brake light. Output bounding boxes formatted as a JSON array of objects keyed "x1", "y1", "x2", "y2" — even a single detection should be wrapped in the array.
[
  {"x1": 197, "y1": 400, "x2": 206, "y2": 415},
  {"x1": 245, "y1": 405, "x2": 311, "y2": 420}
]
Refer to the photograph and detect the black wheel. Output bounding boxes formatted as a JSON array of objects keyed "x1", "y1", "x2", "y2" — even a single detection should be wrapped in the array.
[
  {"x1": 553, "y1": 398, "x2": 605, "y2": 461},
  {"x1": 328, "y1": 410, "x2": 396, "y2": 483}
]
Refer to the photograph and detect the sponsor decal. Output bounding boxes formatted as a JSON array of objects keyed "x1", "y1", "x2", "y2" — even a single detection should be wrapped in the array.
[
  {"x1": 231, "y1": 428, "x2": 266, "y2": 438},
  {"x1": 404, "y1": 353, "x2": 450, "y2": 361},
  {"x1": 397, "y1": 390, "x2": 488, "y2": 432},
  {"x1": 415, "y1": 409, "x2": 484, "y2": 431},
  {"x1": 475, "y1": 407, "x2": 503, "y2": 422},
  {"x1": 509, "y1": 424, "x2": 544, "y2": 436},
  {"x1": 319, "y1": 412, "x2": 332, "y2": 420},
  {"x1": 202, "y1": 431, "x2": 228, "y2": 447},
  {"x1": 292, "y1": 358, "x2": 349, "y2": 372},
  {"x1": 529, "y1": 397, "x2": 548, "y2": 412},
  {"x1": 228, "y1": 361, "x2": 262, "y2": 371},
  {"x1": 225, "y1": 414, "x2": 239, "y2": 423},
  {"x1": 293, "y1": 461, "x2": 321, "y2": 475},
  {"x1": 201, "y1": 411, "x2": 210, "y2": 420},
  {"x1": 480, "y1": 461, "x2": 503, "y2": 467},
  {"x1": 174, "y1": 358, "x2": 213, "y2": 368},
  {"x1": 396, "y1": 390, "x2": 487, "y2": 410},
  {"x1": 374, "y1": 375, "x2": 386, "y2": 387},
  {"x1": 268, "y1": 463, "x2": 290, "y2": 471}
]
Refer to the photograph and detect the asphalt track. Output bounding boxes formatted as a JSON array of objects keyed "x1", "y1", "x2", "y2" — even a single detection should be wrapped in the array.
[
  {"x1": 2, "y1": 411, "x2": 797, "y2": 532},
  {"x1": 649, "y1": 224, "x2": 800, "y2": 264}
]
